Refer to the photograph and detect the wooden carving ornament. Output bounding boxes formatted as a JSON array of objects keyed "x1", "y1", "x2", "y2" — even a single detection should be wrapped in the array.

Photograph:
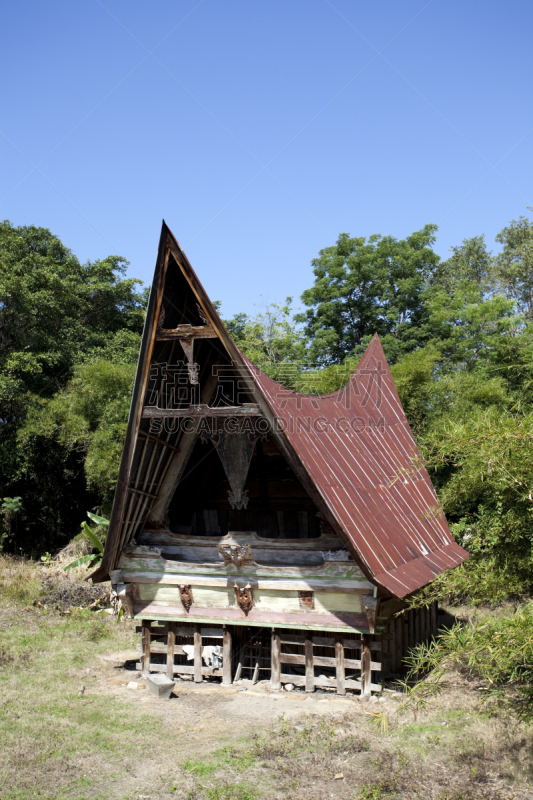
[
  {"x1": 116, "y1": 582, "x2": 134, "y2": 619},
  {"x1": 218, "y1": 542, "x2": 254, "y2": 568},
  {"x1": 179, "y1": 584, "x2": 193, "y2": 612},
  {"x1": 234, "y1": 584, "x2": 254, "y2": 616}
]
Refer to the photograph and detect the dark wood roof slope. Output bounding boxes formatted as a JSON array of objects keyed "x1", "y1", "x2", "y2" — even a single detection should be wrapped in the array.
[{"x1": 92, "y1": 222, "x2": 467, "y2": 597}]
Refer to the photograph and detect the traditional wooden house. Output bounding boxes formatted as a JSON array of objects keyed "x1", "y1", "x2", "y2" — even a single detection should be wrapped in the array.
[{"x1": 91, "y1": 223, "x2": 468, "y2": 695}]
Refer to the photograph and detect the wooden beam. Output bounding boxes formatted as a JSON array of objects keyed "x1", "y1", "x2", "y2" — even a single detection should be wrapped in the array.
[
  {"x1": 194, "y1": 624, "x2": 202, "y2": 683},
  {"x1": 305, "y1": 632, "x2": 314, "y2": 693},
  {"x1": 335, "y1": 634, "x2": 346, "y2": 696},
  {"x1": 142, "y1": 621, "x2": 151, "y2": 677},
  {"x1": 394, "y1": 616, "x2": 402, "y2": 672},
  {"x1": 138, "y1": 431, "x2": 181, "y2": 453},
  {"x1": 414, "y1": 607, "x2": 421, "y2": 647},
  {"x1": 271, "y1": 630, "x2": 281, "y2": 691},
  {"x1": 431, "y1": 600, "x2": 438, "y2": 638},
  {"x1": 156, "y1": 323, "x2": 217, "y2": 340},
  {"x1": 166, "y1": 622, "x2": 175, "y2": 680},
  {"x1": 139, "y1": 529, "x2": 350, "y2": 553},
  {"x1": 278, "y1": 673, "x2": 366, "y2": 691},
  {"x1": 278, "y1": 634, "x2": 381, "y2": 650},
  {"x1": 119, "y1": 570, "x2": 373, "y2": 594},
  {"x1": 142, "y1": 404, "x2": 262, "y2": 418},
  {"x1": 279, "y1": 652, "x2": 378, "y2": 670},
  {"x1": 361, "y1": 634, "x2": 372, "y2": 696},
  {"x1": 128, "y1": 486, "x2": 158, "y2": 499},
  {"x1": 222, "y1": 625, "x2": 232, "y2": 686},
  {"x1": 137, "y1": 663, "x2": 222, "y2": 677}
]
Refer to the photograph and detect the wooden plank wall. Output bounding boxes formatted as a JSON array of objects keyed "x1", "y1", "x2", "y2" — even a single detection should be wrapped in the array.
[
  {"x1": 273, "y1": 629, "x2": 381, "y2": 694},
  {"x1": 379, "y1": 601, "x2": 439, "y2": 675}
]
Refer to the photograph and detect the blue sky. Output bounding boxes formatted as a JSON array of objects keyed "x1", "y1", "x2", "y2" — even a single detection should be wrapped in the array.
[{"x1": 2, "y1": 1, "x2": 532, "y2": 317}]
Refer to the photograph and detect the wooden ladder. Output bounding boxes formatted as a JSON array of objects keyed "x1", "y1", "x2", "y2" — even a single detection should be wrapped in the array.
[{"x1": 234, "y1": 638, "x2": 268, "y2": 684}]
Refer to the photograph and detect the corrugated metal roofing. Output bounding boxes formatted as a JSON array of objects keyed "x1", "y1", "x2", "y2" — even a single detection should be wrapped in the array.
[{"x1": 240, "y1": 336, "x2": 467, "y2": 597}]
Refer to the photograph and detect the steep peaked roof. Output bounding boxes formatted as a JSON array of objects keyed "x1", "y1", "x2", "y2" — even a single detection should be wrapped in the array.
[{"x1": 94, "y1": 222, "x2": 467, "y2": 597}]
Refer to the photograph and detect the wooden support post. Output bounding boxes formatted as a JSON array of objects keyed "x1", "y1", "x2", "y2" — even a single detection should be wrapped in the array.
[
  {"x1": 271, "y1": 629, "x2": 281, "y2": 690},
  {"x1": 408, "y1": 609, "x2": 415, "y2": 650},
  {"x1": 222, "y1": 625, "x2": 232, "y2": 685},
  {"x1": 431, "y1": 600, "x2": 438, "y2": 638},
  {"x1": 414, "y1": 607, "x2": 421, "y2": 647},
  {"x1": 305, "y1": 632, "x2": 314, "y2": 693},
  {"x1": 335, "y1": 633, "x2": 345, "y2": 696},
  {"x1": 361, "y1": 634, "x2": 372, "y2": 695},
  {"x1": 194, "y1": 624, "x2": 202, "y2": 683},
  {"x1": 252, "y1": 643, "x2": 262, "y2": 685},
  {"x1": 234, "y1": 647, "x2": 244, "y2": 682},
  {"x1": 142, "y1": 620, "x2": 151, "y2": 677},
  {"x1": 395, "y1": 616, "x2": 403, "y2": 672},
  {"x1": 166, "y1": 621, "x2": 176, "y2": 680},
  {"x1": 382, "y1": 623, "x2": 390, "y2": 670}
]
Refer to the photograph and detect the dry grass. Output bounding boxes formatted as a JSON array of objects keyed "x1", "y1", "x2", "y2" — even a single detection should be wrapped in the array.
[
  {"x1": 1, "y1": 557, "x2": 533, "y2": 800},
  {"x1": 0, "y1": 554, "x2": 45, "y2": 606},
  {"x1": 178, "y1": 705, "x2": 533, "y2": 800}
]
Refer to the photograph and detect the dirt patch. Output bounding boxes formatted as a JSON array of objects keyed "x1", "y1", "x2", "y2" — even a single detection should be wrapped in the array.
[{"x1": 86, "y1": 660, "x2": 533, "y2": 800}]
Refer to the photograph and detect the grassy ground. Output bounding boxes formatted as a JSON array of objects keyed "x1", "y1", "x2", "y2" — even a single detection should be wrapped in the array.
[{"x1": 1, "y1": 557, "x2": 533, "y2": 800}]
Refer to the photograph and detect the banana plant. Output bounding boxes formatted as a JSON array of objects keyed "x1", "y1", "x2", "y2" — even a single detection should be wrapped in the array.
[{"x1": 64, "y1": 511, "x2": 109, "y2": 571}]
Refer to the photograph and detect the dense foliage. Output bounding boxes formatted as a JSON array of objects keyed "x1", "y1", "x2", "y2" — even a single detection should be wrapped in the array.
[
  {"x1": 0, "y1": 221, "x2": 145, "y2": 553},
  {"x1": 3, "y1": 212, "x2": 533, "y2": 603}
]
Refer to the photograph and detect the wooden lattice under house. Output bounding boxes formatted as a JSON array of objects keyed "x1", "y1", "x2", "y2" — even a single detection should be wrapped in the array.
[{"x1": 91, "y1": 223, "x2": 468, "y2": 696}]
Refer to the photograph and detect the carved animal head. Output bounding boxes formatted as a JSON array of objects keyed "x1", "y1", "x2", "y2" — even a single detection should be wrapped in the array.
[
  {"x1": 179, "y1": 584, "x2": 193, "y2": 612},
  {"x1": 234, "y1": 585, "x2": 254, "y2": 616}
]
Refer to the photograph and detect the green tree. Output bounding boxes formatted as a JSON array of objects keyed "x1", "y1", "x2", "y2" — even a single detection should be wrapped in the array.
[
  {"x1": 422, "y1": 280, "x2": 516, "y2": 370},
  {"x1": 494, "y1": 209, "x2": 533, "y2": 319},
  {"x1": 297, "y1": 225, "x2": 440, "y2": 366},
  {"x1": 224, "y1": 298, "x2": 308, "y2": 383},
  {"x1": 431, "y1": 235, "x2": 493, "y2": 294}
]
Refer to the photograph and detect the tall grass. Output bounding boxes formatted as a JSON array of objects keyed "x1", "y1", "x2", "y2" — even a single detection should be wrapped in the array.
[{"x1": 0, "y1": 556, "x2": 44, "y2": 606}]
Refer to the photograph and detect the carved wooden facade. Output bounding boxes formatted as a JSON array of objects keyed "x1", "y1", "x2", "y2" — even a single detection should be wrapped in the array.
[{"x1": 93, "y1": 223, "x2": 467, "y2": 695}]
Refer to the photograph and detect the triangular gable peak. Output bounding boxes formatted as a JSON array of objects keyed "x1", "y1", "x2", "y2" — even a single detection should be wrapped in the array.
[{"x1": 93, "y1": 223, "x2": 467, "y2": 597}]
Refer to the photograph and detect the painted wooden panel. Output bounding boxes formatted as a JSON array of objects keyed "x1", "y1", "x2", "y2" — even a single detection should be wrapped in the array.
[
  {"x1": 252, "y1": 589, "x2": 300, "y2": 614},
  {"x1": 313, "y1": 591, "x2": 361, "y2": 615},
  {"x1": 116, "y1": 569, "x2": 370, "y2": 594},
  {"x1": 137, "y1": 583, "x2": 363, "y2": 616},
  {"x1": 138, "y1": 583, "x2": 233, "y2": 608}
]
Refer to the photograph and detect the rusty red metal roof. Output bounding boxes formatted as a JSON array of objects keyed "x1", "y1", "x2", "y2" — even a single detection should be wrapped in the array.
[{"x1": 240, "y1": 335, "x2": 468, "y2": 598}]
